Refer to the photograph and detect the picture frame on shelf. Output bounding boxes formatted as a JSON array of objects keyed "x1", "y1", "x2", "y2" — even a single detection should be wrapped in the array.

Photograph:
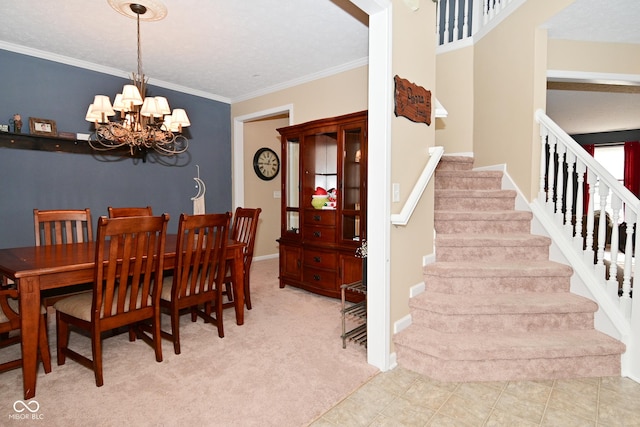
[{"x1": 29, "y1": 117, "x2": 57, "y2": 136}]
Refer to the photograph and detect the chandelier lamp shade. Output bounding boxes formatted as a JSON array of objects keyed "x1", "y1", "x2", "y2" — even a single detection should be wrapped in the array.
[{"x1": 86, "y1": 2, "x2": 189, "y2": 157}]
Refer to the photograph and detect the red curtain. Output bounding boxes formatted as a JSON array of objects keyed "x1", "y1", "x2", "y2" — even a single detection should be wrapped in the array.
[{"x1": 624, "y1": 141, "x2": 640, "y2": 197}]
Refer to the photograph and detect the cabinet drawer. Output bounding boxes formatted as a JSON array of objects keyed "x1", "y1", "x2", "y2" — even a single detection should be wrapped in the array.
[
  {"x1": 303, "y1": 267, "x2": 337, "y2": 290},
  {"x1": 303, "y1": 226, "x2": 336, "y2": 243},
  {"x1": 304, "y1": 250, "x2": 337, "y2": 269},
  {"x1": 304, "y1": 210, "x2": 336, "y2": 226}
]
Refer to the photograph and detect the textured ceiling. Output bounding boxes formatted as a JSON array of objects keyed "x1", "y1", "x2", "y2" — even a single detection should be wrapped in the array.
[
  {"x1": 0, "y1": 0, "x2": 637, "y2": 134},
  {"x1": 544, "y1": 0, "x2": 640, "y2": 45},
  {"x1": 0, "y1": 0, "x2": 369, "y2": 103},
  {"x1": 544, "y1": 0, "x2": 640, "y2": 134}
]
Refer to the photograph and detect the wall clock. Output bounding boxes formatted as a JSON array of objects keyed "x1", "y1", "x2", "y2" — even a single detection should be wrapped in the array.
[{"x1": 253, "y1": 147, "x2": 280, "y2": 181}]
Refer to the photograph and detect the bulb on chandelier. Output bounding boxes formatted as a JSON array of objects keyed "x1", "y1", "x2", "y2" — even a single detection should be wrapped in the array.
[{"x1": 86, "y1": 2, "x2": 189, "y2": 158}]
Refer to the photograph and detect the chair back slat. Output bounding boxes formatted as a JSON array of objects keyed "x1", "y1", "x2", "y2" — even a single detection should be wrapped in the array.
[
  {"x1": 33, "y1": 208, "x2": 93, "y2": 246},
  {"x1": 93, "y1": 214, "x2": 169, "y2": 321}
]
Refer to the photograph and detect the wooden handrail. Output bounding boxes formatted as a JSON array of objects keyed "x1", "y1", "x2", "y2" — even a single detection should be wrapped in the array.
[{"x1": 390, "y1": 146, "x2": 444, "y2": 226}]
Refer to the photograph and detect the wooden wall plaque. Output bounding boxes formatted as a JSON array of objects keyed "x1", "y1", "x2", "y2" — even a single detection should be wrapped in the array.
[{"x1": 394, "y1": 75, "x2": 431, "y2": 125}]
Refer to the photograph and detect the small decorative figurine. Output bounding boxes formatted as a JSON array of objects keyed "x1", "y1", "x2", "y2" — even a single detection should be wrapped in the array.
[
  {"x1": 11, "y1": 114, "x2": 22, "y2": 133},
  {"x1": 311, "y1": 187, "x2": 329, "y2": 209}
]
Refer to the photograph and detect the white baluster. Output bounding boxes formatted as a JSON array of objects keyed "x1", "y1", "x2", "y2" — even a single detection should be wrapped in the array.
[
  {"x1": 607, "y1": 195, "x2": 621, "y2": 298},
  {"x1": 555, "y1": 143, "x2": 566, "y2": 226},
  {"x1": 444, "y1": 0, "x2": 450, "y2": 44},
  {"x1": 564, "y1": 151, "x2": 576, "y2": 236},
  {"x1": 584, "y1": 169, "x2": 596, "y2": 265},
  {"x1": 547, "y1": 134, "x2": 556, "y2": 216},
  {"x1": 453, "y1": 0, "x2": 460, "y2": 42},
  {"x1": 620, "y1": 209, "x2": 636, "y2": 317},
  {"x1": 574, "y1": 160, "x2": 586, "y2": 249},
  {"x1": 595, "y1": 181, "x2": 610, "y2": 281},
  {"x1": 462, "y1": 0, "x2": 469, "y2": 37},
  {"x1": 538, "y1": 125, "x2": 548, "y2": 203},
  {"x1": 436, "y1": 0, "x2": 441, "y2": 44}
]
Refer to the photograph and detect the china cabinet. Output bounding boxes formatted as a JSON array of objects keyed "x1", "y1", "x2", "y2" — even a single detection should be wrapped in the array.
[{"x1": 277, "y1": 111, "x2": 367, "y2": 300}]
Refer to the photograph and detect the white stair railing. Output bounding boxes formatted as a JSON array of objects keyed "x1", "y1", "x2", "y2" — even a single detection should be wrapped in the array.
[
  {"x1": 436, "y1": 0, "x2": 517, "y2": 46},
  {"x1": 535, "y1": 109, "x2": 640, "y2": 380}
]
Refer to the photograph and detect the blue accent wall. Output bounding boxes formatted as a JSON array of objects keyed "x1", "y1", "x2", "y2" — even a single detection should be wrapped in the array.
[{"x1": 0, "y1": 49, "x2": 231, "y2": 248}]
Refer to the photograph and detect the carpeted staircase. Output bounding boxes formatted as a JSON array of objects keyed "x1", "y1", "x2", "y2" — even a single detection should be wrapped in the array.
[{"x1": 394, "y1": 155, "x2": 626, "y2": 382}]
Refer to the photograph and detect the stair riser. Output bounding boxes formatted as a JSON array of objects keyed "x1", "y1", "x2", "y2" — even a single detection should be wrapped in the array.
[
  {"x1": 435, "y1": 220, "x2": 531, "y2": 234},
  {"x1": 436, "y1": 158, "x2": 474, "y2": 171},
  {"x1": 410, "y1": 311, "x2": 595, "y2": 333},
  {"x1": 435, "y1": 177, "x2": 502, "y2": 190},
  {"x1": 424, "y1": 276, "x2": 570, "y2": 294},
  {"x1": 436, "y1": 246, "x2": 549, "y2": 262},
  {"x1": 435, "y1": 197, "x2": 515, "y2": 211},
  {"x1": 395, "y1": 344, "x2": 622, "y2": 382}
]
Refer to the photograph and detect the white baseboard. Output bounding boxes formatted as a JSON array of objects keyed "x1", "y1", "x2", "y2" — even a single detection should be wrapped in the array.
[
  {"x1": 410, "y1": 282, "x2": 425, "y2": 298},
  {"x1": 423, "y1": 253, "x2": 436, "y2": 266},
  {"x1": 394, "y1": 313, "x2": 412, "y2": 334},
  {"x1": 387, "y1": 352, "x2": 398, "y2": 371},
  {"x1": 254, "y1": 253, "x2": 279, "y2": 262}
]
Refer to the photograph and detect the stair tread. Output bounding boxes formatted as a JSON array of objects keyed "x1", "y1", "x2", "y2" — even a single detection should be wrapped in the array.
[
  {"x1": 412, "y1": 291, "x2": 598, "y2": 314},
  {"x1": 436, "y1": 170, "x2": 503, "y2": 178},
  {"x1": 395, "y1": 328, "x2": 626, "y2": 361},
  {"x1": 435, "y1": 210, "x2": 532, "y2": 219},
  {"x1": 439, "y1": 155, "x2": 475, "y2": 164},
  {"x1": 435, "y1": 189, "x2": 516, "y2": 198},
  {"x1": 436, "y1": 233, "x2": 551, "y2": 246},
  {"x1": 424, "y1": 260, "x2": 573, "y2": 277}
]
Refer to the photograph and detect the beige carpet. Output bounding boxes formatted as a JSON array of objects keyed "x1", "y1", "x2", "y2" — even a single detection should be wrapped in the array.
[{"x1": 0, "y1": 258, "x2": 378, "y2": 426}]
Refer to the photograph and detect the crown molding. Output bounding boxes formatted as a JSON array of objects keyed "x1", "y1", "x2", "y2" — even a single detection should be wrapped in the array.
[{"x1": 0, "y1": 41, "x2": 231, "y2": 104}]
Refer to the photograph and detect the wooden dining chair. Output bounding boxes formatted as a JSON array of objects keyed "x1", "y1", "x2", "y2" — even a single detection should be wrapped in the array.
[
  {"x1": 33, "y1": 208, "x2": 93, "y2": 246},
  {"x1": 107, "y1": 206, "x2": 153, "y2": 218},
  {"x1": 53, "y1": 214, "x2": 169, "y2": 387},
  {"x1": 157, "y1": 212, "x2": 230, "y2": 354},
  {"x1": 33, "y1": 208, "x2": 94, "y2": 307},
  {"x1": 223, "y1": 207, "x2": 261, "y2": 311},
  {"x1": 0, "y1": 287, "x2": 52, "y2": 375}
]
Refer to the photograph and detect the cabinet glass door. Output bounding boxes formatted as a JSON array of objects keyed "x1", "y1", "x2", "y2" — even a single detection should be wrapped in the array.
[
  {"x1": 341, "y1": 123, "x2": 365, "y2": 242},
  {"x1": 284, "y1": 137, "x2": 300, "y2": 236},
  {"x1": 303, "y1": 132, "x2": 338, "y2": 209}
]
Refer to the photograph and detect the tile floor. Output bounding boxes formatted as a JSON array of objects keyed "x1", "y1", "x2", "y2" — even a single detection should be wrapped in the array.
[{"x1": 310, "y1": 366, "x2": 640, "y2": 426}]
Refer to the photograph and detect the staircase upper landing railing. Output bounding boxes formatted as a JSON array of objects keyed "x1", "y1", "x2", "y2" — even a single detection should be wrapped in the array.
[{"x1": 436, "y1": 0, "x2": 519, "y2": 47}]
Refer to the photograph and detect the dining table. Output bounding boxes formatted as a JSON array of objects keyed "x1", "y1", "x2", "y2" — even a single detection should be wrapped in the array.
[{"x1": 0, "y1": 234, "x2": 246, "y2": 400}]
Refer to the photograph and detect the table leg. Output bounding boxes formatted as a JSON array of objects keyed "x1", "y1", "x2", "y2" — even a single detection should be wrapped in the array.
[
  {"x1": 232, "y1": 249, "x2": 244, "y2": 325},
  {"x1": 18, "y1": 276, "x2": 41, "y2": 400}
]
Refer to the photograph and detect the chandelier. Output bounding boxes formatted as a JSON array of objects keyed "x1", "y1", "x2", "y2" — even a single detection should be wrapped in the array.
[{"x1": 86, "y1": 2, "x2": 189, "y2": 158}]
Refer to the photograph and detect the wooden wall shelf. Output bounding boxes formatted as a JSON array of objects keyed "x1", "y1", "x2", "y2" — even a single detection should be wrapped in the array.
[{"x1": 0, "y1": 132, "x2": 137, "y2": 158}]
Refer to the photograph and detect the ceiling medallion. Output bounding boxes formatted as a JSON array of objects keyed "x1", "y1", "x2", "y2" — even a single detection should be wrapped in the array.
[{"x1": 107, "y1": 0, "x2": 167, "y2": 21}]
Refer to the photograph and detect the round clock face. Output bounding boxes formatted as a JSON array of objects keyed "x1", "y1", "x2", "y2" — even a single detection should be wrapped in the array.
[{"x1": 253, "y1": 147, "x2": 280, "y2": 181}]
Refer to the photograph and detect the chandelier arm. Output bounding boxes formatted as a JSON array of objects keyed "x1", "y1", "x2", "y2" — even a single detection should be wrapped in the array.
[{"x1": 152, "y1": 135, "x2": 189, "y2": 155}]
